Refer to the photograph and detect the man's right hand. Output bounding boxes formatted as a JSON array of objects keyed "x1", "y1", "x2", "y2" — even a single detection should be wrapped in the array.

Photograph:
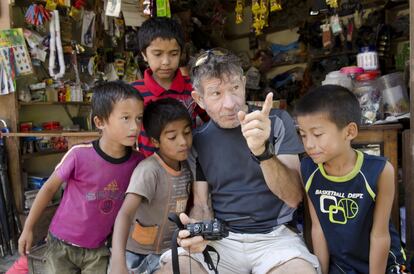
[
  {"x1": 177, "y1": 213, "x2": 209, "y2": 253},
  {"x1": 18, "y1": 229, "x2": 33, "y2": 256}
]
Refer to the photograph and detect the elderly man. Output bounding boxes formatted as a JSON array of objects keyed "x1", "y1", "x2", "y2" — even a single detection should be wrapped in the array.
[{"x1": 161, "y1": 50, "x2": 320, "y2": 274}]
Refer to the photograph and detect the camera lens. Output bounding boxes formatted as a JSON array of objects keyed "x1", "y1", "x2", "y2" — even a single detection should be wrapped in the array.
[{"x1": 194, "y1": 224, "x2": 201, "y2": 233}]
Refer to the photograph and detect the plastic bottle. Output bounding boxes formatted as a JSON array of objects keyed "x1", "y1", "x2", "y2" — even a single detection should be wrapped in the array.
[
  {"x1": 45, "y1": 79, "x2": 57, "y2": 102},
  {"x1": 353, "y1": 72, "x2": 382, "y2": 124}
]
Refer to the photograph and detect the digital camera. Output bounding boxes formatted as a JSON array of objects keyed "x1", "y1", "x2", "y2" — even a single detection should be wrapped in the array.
[{"x1": 185, "y1": 218, "x2": 229, "y2": 240}]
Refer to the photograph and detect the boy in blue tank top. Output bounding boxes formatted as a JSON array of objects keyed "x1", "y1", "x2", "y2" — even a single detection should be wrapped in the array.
[{"x1": 295, "y1": 85, "x2": 408, "y2": 274}]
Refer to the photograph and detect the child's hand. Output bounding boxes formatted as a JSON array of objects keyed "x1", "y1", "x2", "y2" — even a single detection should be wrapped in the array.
[
  {"x1": 18, "y1": 229, "x2": 33, "y2": 256},
  {"x1": 238, "y1": 92, "x2": 273, "y2": 156},
  {"x1": 177, "y1": 213, "x2": 209, "y2": 253}
]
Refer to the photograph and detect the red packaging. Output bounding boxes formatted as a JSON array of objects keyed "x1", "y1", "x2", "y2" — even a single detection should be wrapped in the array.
[
  {"x1": 20, "y1": 122, "x2": 33, "y2": 132},
  {"x1": 42, "y1": 121, "x2": 61, "y2": 131}
]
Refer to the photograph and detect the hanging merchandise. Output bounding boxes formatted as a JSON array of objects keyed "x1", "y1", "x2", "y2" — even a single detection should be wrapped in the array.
[
  {"x1": 106, "y1": 0, "x2": 121, "y2": 17},
  {"x1": 330, "y1": 14, "x2": 342, "y2": 35},
  {"x1": 73, "y1": 0, "x2": 86, "y2": 9},
  {"x1": 81, "y1": 11, "x2": 96, "y2": 48},
  {"x1": 124, "y1": 54, "x2": 139, "y2": 82},
  {"x1": 114, "y1": 58, "x2": 126, "y2": 78},
  {"x1": 69, "y1": 0, "x2": 86, "y2": 21},
  {"x1": 345, "y1": 19, "x2": 354, "y2": 49},
  {"x1": 0, "y1": 53, "x2": 15, "y2": 95},
  {"x1": 156, "y1": 0, "x2": 171, "y2": 17},
  {"x1": 70, "y1": 43, "x2": 81, "y2": 92},
  {"x1": 48, "y1": 10, "x2": 65, "y2": 80},
  {"x1": 326, "y1": 0, "x2": 338, "y2": 9},
  {"x1": 252, "y1": 0, "x2": 268, "y2": 35},
  {"x1": 354, "y1": 8, "x2": 363, "y2": 29},
  {"x1": 0, "y1": 29, "x2": 33, "y2": 95},
  {"x1": 142, "y1": 0, "x2": 152, "y2": 16},
  {"x1": 114, "y1": 18, "x2": 125, "y2": 39},
  {"x1": 270, "y1": 0, "x2": 282, "y2": 12},
  {"x1": 261, "y1": 0, "x2": 269, "y2": 28},
  {"x1": 45, "y1": 0, "x2": 57, "y2": 11},
  {"x1": 25, "y1": 4, "x2": 51, "y2": 26},
  {"x1": 235, "y1": 0, "x2": 244, "y2": 24},
  {"x1": 321, "y1": 22, "x2": 332, "y2": 48},
  {"x1": 56, "y1": 0, "x2": 70, "y2": 6},
  {"x1": 23, "y1": 29, "x2": 48, "y2": 63},
  {"x1": 125, "y1": 29, "x2": 139, "y2": 51}
]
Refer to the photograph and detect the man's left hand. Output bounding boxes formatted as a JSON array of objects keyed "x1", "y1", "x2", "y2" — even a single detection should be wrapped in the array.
[{"x1": 238, "y1": 92, "x2": 273, "y2": 156}]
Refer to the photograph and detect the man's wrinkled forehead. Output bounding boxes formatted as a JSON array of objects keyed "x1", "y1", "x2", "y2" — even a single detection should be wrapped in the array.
[{"x1": 202, "y1": 73, "x2": 244, "y2": 91}]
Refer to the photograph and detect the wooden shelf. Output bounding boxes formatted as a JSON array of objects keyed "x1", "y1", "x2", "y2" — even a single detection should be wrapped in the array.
[
  {"x1": 19, "y1": 101, "x2": 91, "y2": 106},
  {"x1": 309, "y1": 50, "x2": 358, "y2": 60},
  {"x1": 21, "y1": 150, "x2": 67, "y2": 160},
  {"x1": 224, "y1": 22, "x2": 303, "y2": 40},
  {"x1": 3, "y1": 131, "x2": 100, "y2": 137},
  {"x1": 271, "y1": 60, "x2": 307, "y2": 68},
  {"x1": 359, "y1": 123, "x2": 403, "y2": 131},
  {"x1": 392, "y1": 36, "x2": 409, "y2": 43}
]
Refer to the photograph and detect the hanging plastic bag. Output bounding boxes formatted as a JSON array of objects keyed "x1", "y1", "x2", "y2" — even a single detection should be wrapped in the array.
[{"x1": 156, "y1": 0, "x2": 171, "y2": 17}]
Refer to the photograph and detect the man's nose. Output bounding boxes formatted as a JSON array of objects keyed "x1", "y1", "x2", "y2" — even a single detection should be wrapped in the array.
[{"x1": 222, "y1": 93, "x2": 235, "y2": 109}]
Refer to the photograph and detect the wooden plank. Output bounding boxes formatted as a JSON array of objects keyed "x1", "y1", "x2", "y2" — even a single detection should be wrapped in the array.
[
  {"x1": 402, "y1": 130, "x2": 410, "y2": 251},
  {"x1": 0, "y1": 0, "x2": 11, "y2": 29},
  {"x1": 407, "y1": 0, "x2": 414, "y2": 259},
  {"x1": 383, "y1": 130, "x2": 399, "y2": 231},
  {"x1": 5, "y1": 137, "x2": 23, "y2": 212},
  {"x1": 0, "y1": 93, "x2": 24, "y2": 212},
  {"x1": 19, "y1": 102, "x2": 91, "y2": 106},
  {"x1": 3, "y1": 131, "x2": 100, "y2": 137}
]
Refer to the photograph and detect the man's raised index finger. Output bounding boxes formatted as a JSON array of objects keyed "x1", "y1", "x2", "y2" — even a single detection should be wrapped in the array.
[{"x1": 261, "y1": 92, "x2": 273, "y2": 116}]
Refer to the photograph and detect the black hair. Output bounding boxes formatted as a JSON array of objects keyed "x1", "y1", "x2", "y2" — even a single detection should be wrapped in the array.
[
  {"x1": 143, "y1": 98, "x2": 192, "y2": 141},
  {"x1": 138, "y1": 17, "x2": 184, "y2": 53},
  {"x1": 91, "y1": 81, "x2": 143, "y2": 121},
  {"x1": 295, "y1": 85, "x2": 361, "y2": 128}
]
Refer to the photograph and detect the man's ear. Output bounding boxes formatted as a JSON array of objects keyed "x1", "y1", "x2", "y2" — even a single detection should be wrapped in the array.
[
  {"x1": 150, "y1": 137, "x2": 160, "y2": 148},
  {"x1": 141, "y1": 50, "x2": 148, "y2": 62},
  {"x1": 93, "y1": 116, "x2": 105, "y2": 130},
  {"x1": 345, "y1": 122, "x2": 358, "y2": 141},
  {"x1": 191, "y1": 90, "x2": 205, "y2": 109}
]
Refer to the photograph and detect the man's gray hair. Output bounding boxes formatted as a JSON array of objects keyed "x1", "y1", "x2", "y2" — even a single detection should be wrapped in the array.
[{"x1": 190, "y1": 51, "x2": 244, "y2": 94}]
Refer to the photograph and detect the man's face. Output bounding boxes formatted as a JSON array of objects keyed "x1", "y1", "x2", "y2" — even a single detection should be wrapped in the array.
[{"x1": 195, "y1": 74, "x2": 247, "y2": 129}]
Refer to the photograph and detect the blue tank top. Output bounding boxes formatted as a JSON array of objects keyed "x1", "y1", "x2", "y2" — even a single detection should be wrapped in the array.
[{"x1": 301, "y1": 151, "x2": 406, "y2": 273}]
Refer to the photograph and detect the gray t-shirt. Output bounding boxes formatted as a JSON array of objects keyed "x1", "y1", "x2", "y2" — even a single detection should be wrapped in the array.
[
  {"x1": 126, "y1": 153, "x2": 192, "y2": 254},
  {"x1": 192, "y1": 107, "x2": 303, "y2": 233}
]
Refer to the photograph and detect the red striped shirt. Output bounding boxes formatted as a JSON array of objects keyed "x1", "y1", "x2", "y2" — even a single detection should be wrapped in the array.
[{"x1": 131, "y1": 69, "x2": 208, "y2": 157}]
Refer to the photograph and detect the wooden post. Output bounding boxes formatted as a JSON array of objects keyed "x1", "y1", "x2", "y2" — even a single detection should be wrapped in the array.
[
  {"x1": 0, "y1": 0, "x2": 10, "y2": 29},
  {"x1": 407, "y1": 0, "x2": 414, "y2": 259}
]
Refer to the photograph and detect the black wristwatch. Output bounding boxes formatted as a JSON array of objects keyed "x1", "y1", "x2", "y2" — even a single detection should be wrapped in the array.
[{"x1": 251, "y1": 140, "x2": 274, "y2": 162}]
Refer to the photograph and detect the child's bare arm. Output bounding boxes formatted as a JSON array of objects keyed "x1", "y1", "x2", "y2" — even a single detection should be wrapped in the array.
[
  {"x1": 110, "y1": 193, "x2": 142, "y2": 274},
  {"x1": 18, "y1": 172, "x2": 64, "y2": 255},
  {"x1": 308, "y1": 196, "x2": 329, "y2": 274},
  {"x1": 369, "y1": 161, "x2": 394, "y2": 274}
]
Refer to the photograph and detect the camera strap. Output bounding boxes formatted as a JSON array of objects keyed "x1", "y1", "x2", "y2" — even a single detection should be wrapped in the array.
[{"x1": 168, "y1": 213, "x2": 220, "y2": 274}]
